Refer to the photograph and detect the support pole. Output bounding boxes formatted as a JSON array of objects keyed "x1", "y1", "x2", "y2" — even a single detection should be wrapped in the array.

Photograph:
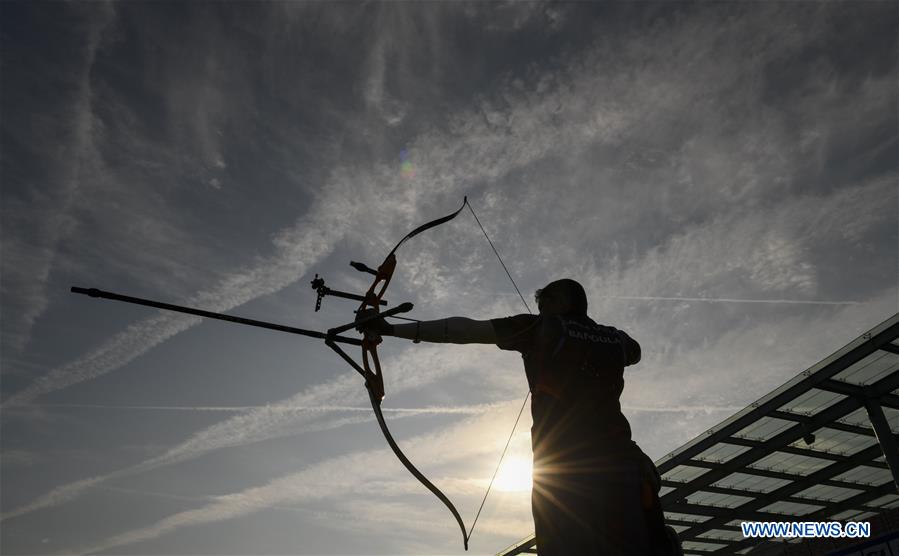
[{"x1": 864, "y1": 395, "x2": 899, "y2": 492}]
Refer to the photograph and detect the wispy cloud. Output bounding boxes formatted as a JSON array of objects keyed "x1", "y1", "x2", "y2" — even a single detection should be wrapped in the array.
[
  {"x1": 2, "y1": 0, "x2": 610, "y2": 406},
  {"x1": 0, "y1": 407, "x2": 372, "y2": 522},
  {"x1": 621, "y1": 289, "x2": 898, "y2": 455},
  {"x1": 0, "y1": 449, "x2": 45, "y2": 468},
  {"x1": 70, "y1": 403, "x2": 531, "y2": 555},
  {"x1": 1, "y1": 346, "x2": 509, "y2": 522},
  {"x1": 2, "y1": 208, "x2": 341, "y2": 407},
  {"x1": 13, "y1": 0, "x2": 891, "y2": 410},
  {"x1": 597, "y1": 296, "x2": 860, "y2": 306},
  {"x1": 98, "y1": 483, "x2": 533, "y2": 555},
  {"x1": 0, "y1": 2, "x2": 115, "y2": 354},
  {"x1": 19, "y1": 403, "x2": 494, "y2": 414},
  {"x1": 2, "y1": 3, "x2": 895, "y2": 553},
  {"x1": 622, "y1": 404, "x2": 746, "y2": 415}
]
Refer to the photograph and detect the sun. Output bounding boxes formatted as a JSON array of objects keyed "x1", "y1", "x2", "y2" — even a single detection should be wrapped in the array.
[{"x1": 493, "y1": 456, "x2": 533, "y2": 492}]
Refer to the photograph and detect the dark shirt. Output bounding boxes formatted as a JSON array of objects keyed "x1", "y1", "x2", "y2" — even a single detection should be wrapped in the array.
[{"x1": 491, "y1": 313, "x2": 642, "y2": 459}]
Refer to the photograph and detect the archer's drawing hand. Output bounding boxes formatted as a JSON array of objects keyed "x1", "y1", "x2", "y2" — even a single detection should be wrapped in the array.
[{"x1": 354, "y1": 309, "x2": 393, "y2": 336}]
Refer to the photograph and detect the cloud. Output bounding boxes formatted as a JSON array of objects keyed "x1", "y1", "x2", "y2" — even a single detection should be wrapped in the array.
[
  {"x1": 465, "y1": 1, "x2": 567, "y2": 33},
  {"x1": 363, "y1": 31, "x2": 409, "y2": 128},
  {"x1": 19, "y1": 402, "x2": 496, "y2": 414},
  {"x1": 0, "y1": 0, "x2": 621, "y2": 402},
  {"x1": 0, "y1": 409, "x2": 371, "y2": 523},
  {"x1": 0, "y1": 2, "x2": 116, "y2": 353},
  {"x1": 3, "y1": 204, "x2": 341, "y2": 407},
  {"x1": 70, "y1": 402, "x2": 531, "y2": 555},
  {"x1": 621, "y1": 288, "x2": 898, "y2": 457},
  {"x1": 1, "y1": 344, "x2": 511, "y2": 522},
  {"x1": 0, "y1": 449, "x2": 45, "y2": 468},
  {"x1": 97, "y1": 482, "x2": 531, "y2": 555},
  {"x1": 596, "y1": 295, "x2": 860, "y2": 306},
  {"x1": 3, "y1": 4, "x2": 895, "y2": 553},
  {"x1": 587, "y1": 173, "x2": 896, "y2": 308},
  {"x1": 15, "y1": 0, "x2": 892, "y2": 409},
  {"x1": 2, "y1": 0, "x2": 587, "y2": 406}
]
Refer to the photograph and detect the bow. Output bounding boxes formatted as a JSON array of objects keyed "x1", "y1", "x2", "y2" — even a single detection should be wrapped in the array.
[
  {"x1": 70, "y1": 196, "x2": 529, "y2": 551},
  {"x1": 319, "y1": 196, "x2": 531, "y2": 551},
  {"x1": 321, "y1": 197, "x2": 471, "y2": 549}
]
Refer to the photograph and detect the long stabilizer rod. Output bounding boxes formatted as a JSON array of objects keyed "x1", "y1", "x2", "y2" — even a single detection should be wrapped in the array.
[{"x1": 70, "y1": 287, "x2": 363, "y2": 346}]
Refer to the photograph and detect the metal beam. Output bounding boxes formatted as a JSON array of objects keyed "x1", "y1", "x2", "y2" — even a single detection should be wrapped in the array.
[
  {"x1": 666, "y1": 518, "x2": 741, "y2": 532},
  {"x1": 661, "y1": 480, "x2": 881, "y2": 513},
  {"x1": 770, "y1": 409, "x2": 875, "y2": 437},
  {"x1": 865, "y1": 397, "x2": 899, "y2": 490},
  {"x1": 817, "y1": 378, "x2": 899, "y2": 409},
  {"x1": 494, "y1": 536, "x2": 536, "y2": 556},
  {"x1": 679, "y1": 459, "x2": 880, "y2": 491},
  {"x1": 665, "y1": 501, "x2": 799, "y2": 522},
  {"x1": 657, "y1": 318, "x2": 899, "y2": 475},
  {"x1": 720, "y1": 436, "x2": 887, "y2": 468},
  {"x1": 809, "y1": 480, "x2": 896, "y2": 520},
  {"x1": 662, "y1": 370, "x2": 899, "y2": 508},
  {"x1": 676, "y1": 443, "x2": 885, "y2": 544}
]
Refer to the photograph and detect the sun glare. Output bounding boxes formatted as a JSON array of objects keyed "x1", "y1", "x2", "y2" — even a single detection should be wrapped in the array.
[{"x1": 493, "y1": 456, "x2": 533, "y2": 492}]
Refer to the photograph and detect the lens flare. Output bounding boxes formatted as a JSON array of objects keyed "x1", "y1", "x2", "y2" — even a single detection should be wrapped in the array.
[{"x1": 400, "y1": 148, "x2": 416, "y2": 179}]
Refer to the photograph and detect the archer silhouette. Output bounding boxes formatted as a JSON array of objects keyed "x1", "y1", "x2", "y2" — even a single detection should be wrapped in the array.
[{"x1": 357, "y1": 278, "x2": 681, "y2": 555}]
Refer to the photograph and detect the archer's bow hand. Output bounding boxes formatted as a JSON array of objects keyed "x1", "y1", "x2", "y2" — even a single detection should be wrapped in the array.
[{"x1": 354, "y1": 309, "x2": 394, "y2": 336}]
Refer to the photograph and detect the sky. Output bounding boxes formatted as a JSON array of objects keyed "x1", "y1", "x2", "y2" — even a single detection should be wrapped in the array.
[{"x1": 0, "y1": 1, "x2": 897, "y2": 555}]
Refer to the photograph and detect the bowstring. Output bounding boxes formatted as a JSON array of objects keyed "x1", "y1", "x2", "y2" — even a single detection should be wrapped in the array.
[
  {"x1": 464, "y1": 198, "x2": 532, "y2": 544},
  {"x1": 466, "y1": 201, "x2": 532, "y2": 315}
]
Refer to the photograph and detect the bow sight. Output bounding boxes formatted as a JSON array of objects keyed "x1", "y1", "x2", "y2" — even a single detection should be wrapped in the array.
[{"x1": 309, "y1": 265, "x2": 385, "y2": 312}]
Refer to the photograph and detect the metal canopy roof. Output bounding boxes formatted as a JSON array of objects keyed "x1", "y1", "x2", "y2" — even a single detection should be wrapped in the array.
[{"x1": 496, "y1": 313, "x2": 899, "y2": 556}]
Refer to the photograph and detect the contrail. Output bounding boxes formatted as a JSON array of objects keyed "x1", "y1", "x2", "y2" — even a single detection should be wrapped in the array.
[
  {"x1": 25, "y1": 402, "x2": 744, "y2": 415},
  {"x1": 95, "y1": 485, "x2": 322, "y2": 516},
  {"x1": 19, "y1": 403, "x2": 493, "y2": 414},
  {"x1": 0, "y1": 388, "x2": 508, "y2": 522},
  {"x1": 622, "y1": 404, "x2": 746, "y2": 413},
  {"x1": 599, "y1": 295, "x2": 859, "y2": 305},
  {"x1": 0, "y1": 340, "x2": 495, "y2": 523},
  {"x1": 2, "y1": 208, "x2": 343, "y2": 408},
  {"x1": 69, "y1": 407, "x2": 515, "y2": 556},
  {"x1": 0, "y1": 412, "x2": 376, "y2": 522}
]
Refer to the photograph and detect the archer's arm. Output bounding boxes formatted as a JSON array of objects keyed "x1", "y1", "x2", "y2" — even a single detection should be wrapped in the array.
[{"x1": 389, "y1": 317, "x2": 498, "y2": 344}]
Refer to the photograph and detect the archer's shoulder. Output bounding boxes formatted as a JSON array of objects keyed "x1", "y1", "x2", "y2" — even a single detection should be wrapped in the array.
[
  {"x1": 491, "y1": 313, "x2": 540, "y2": 329},
  {"x1": 490, "y1": 314, "x2": 540, "y2": 351}
]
